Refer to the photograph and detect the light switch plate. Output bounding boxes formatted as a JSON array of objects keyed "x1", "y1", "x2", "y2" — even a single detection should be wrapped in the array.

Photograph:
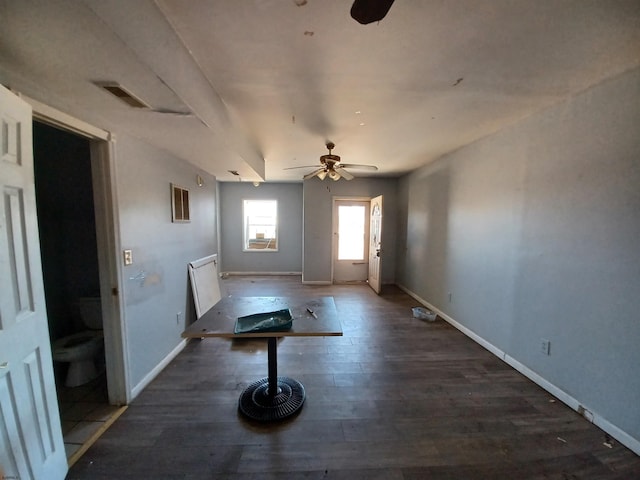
[{"x1": 123, "y1": 249, "x2": 133, "y2": 265}]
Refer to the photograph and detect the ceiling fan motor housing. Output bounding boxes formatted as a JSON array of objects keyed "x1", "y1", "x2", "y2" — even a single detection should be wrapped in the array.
[{"x1": 320, "y1": 154, "x2": 341, "y2": 164}]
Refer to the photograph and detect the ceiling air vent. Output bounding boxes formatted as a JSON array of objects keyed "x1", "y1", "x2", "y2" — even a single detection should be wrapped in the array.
[{"x1": 94, "y1": 82, "x2": 149, "y2": 109}]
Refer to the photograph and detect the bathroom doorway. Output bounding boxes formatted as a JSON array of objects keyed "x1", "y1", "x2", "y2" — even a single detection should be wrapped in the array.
[{"x1": 32, "y1": 121, "x2": 121, "y2": 461}]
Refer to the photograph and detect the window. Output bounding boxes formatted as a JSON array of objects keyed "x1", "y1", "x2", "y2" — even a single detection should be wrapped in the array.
[
  {"x1": 171, "y1": 184, "x2": 190, "y2": 222},
  {"x1": 243, "y1": 199, "x2": 278, "y2": 251}
]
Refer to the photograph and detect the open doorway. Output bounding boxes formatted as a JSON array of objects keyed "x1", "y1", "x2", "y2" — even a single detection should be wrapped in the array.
[
  {"x1": 32, "y1": 121, "x2": 122, "y2": 461},
  {"x1": 332, "y1": 198, "x2": 371, "y2": 283}
]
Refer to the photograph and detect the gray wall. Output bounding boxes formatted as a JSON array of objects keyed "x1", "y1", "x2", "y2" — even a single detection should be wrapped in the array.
[
  {"x1": 396, "y1": 67, "x2": 640, "y2": 445},
  {"x1": 218, "y1": 182, "x2": 303, "y2": 273},
  {"x1": 116, "y1": 135, "x2": 217, "y2": 389},
  {"x1": 303, "y1": 177, "x2": 398, "y2": 283}
]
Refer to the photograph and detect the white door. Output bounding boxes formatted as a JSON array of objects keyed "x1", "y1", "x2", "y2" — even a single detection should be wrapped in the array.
[
  {"x1": 332, "y1": 200, "x2": 370, "y2": 283},
  {"x1": 367, "y1": 195, "x2": 383, "y2": 294},
  {"x1": 0, "y1": 86, "x2": 67, "y2": 479}
]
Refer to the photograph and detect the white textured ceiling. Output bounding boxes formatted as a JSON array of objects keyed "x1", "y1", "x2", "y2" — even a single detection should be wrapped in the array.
[{"x1": 1, "y1": 0, "x2": 639, "y2": 182}]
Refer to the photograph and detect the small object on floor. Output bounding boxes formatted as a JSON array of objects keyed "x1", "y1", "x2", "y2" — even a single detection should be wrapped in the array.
[
  {"x1": 307, "y1": 307, "x2": 317, "y2": 319},
  {"x1": 412, "y1": 306, "x2": 437, "y2": 322}
]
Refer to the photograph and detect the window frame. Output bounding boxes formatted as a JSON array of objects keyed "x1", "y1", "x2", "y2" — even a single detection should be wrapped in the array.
[
  {"x1": 242, "y1": 199, "x2": 278, "y2": 252},
  {"x1": 171, "y1": 183, "x2": 190, "y2": 223}
]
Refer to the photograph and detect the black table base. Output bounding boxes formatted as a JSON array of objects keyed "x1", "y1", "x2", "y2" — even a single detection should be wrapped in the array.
[
  {"x1": 238, "y1": 376, "x2": 305, "y2": 421},
  {"x1": 238, "y1": 337, "x2": 306, "y2": 421}
]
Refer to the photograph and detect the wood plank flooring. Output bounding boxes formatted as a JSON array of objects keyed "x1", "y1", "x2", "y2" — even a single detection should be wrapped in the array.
[{"x1": 67, "y1": 276, "x2": 640, "y2": 479}]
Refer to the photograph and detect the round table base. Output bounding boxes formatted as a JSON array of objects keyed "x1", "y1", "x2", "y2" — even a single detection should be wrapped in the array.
[{"x1": 238, "y1": 376, "x2": 305, "y2": 422}]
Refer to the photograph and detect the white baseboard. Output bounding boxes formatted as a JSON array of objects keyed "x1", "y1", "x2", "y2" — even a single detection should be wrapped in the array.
[
  {"x1": 397, "y1": 283, "x2": 640, "y2": 456},
  {"x1": 130, "y1": 339, "x2": 187, "y2": 400},
  {"x1": 222, "y1": 271, "x2": 301, "y2": 276},
  {"x1": 301, "y1": 280, "x2": 332, "y2": 285}
]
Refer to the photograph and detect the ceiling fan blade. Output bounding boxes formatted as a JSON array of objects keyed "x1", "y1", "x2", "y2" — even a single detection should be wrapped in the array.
[
  {"x1": 283, "y1": 164, "x2": 322, "y2": 170},
  {"x1": 351, "y1": 0, "x2": 395, "y2": 25},
  {"x1": 334, "y1": 167, "x2": 354, "y2": 180},
  {"x1": 303, "y1": 168, "x2": 326, "y2": 180},
  {"x1": 338, "y1": 163, "x2": 378, "y2": 171}
]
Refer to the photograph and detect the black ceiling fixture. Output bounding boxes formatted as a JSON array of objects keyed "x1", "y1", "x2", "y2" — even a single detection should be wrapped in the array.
[{"x1": 350, "y1": 0, "x2": 395, "y2": 24}]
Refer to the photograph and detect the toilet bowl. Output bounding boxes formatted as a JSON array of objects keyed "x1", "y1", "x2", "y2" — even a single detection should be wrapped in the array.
[{"x1": 52, "y1": 297, "x2": 104, "y2": 387}]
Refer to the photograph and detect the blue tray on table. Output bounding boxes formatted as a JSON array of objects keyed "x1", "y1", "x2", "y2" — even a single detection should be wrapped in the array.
[{"x1": 234, "y1": 308, "x2": 293, "y2": 334}]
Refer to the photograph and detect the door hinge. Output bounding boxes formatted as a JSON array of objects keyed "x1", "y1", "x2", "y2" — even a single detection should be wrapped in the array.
[{"x1": 111, "y1": 287, "x2": 119, "y2": 296}]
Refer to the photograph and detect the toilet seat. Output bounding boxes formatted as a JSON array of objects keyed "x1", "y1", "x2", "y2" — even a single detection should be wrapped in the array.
[
  {"x1": 52, "y1": 297, "x2": 104, "y2": 387},
  {"x1": 52, "y1": 330, "x2": 104, "y2": 386}
]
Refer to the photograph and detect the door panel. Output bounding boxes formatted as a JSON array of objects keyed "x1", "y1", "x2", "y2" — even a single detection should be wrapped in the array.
[
  {"x1": 368, "y1": 195, "x2": 383, "y2": 294},
  {"x1": 0, "y1": 85, "x2": 67, "y2": 480}
]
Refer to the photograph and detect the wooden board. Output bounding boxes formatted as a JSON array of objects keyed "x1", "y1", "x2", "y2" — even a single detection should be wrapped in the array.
[
  {"x1": 188, "y1": 254, "x2": 222, "y2": 318},
  {"x1": 182, "y1": 296, "x2": 342, "y2": 338}
]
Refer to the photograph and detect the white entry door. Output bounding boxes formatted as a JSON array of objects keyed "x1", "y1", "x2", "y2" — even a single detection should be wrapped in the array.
[
  {"x1": 367, "y1": 195, "x2": 383, "y2": 294},
  {"x1": 0, "y1": 86, "x2": 67, "y2": 479}
]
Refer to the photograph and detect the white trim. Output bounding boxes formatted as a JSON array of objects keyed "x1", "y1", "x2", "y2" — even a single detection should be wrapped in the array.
[
  {"x1": 223, "y1": 271, "x2": 301, "y2": 276},
  {"x1": 16, "y1": 92, "x2": 109, "y2": 140},
  {"x1": 91, "y1": 139, "x2": 130, "y2": 405},
  {"x1": 397, "y1": 283, "x2": 640, "y2": 456},
  {"x1": 130, "y1": 339, "x2": 187, "y2": 400},
  {"x1": 23, "y1": 95, "x2": 130, "y2": 405},
  {"x1": 301, "y1": 280, "x2": 332, "y2": 285}
]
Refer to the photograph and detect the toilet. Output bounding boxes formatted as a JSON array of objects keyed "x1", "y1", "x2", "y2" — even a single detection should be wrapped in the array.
[{"x1": 52, "y1": 297, "x2": 104, "y2": 387}]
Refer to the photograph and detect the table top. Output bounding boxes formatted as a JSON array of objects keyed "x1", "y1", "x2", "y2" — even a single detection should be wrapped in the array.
[{"x1": 182, "y1": 296, "x2": 343, "y2": 339}]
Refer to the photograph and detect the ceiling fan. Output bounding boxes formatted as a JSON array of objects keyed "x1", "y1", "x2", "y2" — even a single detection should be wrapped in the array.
[{"x1": 285, "y1": 142, "x2": 378, "y2": 181}]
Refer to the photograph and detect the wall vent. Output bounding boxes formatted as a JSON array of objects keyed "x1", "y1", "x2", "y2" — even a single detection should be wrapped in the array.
[{"x1": 94, "y1": 82, "x2": 149, "y2": 109}]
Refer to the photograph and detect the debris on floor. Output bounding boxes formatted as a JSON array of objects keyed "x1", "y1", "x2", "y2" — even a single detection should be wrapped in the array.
[{"x1": 412, "y1": 306, "x2": 437, "y2": 322}]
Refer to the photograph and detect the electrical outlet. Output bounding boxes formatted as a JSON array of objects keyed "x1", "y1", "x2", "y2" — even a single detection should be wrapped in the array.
[
  {"x1": 176, "y1": 312, "x2": 182, "y2": 324},
  {"x1": 448, "y1": 292, "x2": 452, "y2": 303},
  {"x1": 540, "y1": 338, "x2": 551, "y2": 355},
  {"x1": 123, "y1": 249, "x2": 133, "y2": 265}
]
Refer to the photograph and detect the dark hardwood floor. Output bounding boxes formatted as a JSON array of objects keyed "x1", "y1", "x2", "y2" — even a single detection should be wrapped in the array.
[{"x1": 67, "y1": 276, "x2": 640, "y2": 479}]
